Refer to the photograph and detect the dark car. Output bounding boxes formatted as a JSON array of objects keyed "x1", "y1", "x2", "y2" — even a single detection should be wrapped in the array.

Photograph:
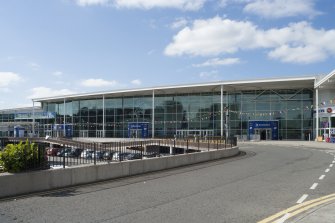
[
  {"x1": 68, "y1": 148, "x2": 83, "y2": 158},
  {"x1": 57, "y1": 148, "x2": 72, "y2": 157},
  {"x1": 92, "y1": 151, "x2": 105, "y2": 160},
  {"x1": 112, "y1": 152, "x2": 131, "y2": 161},
  {"x1": 126, "y1": 153, "x2": 142, "y2": 160}
]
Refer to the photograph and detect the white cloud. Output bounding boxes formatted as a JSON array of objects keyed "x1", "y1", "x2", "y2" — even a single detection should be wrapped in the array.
[
  {"x1": 75, "y1": 0, "x2": 110, "y2": 6},
  {"x1": 81, "y1": 78, "x2": 118, "y2": 87},
  {"x1": 28, "y1": 87, "x2": 76, "y2": 99},
  {"x1": 52, "y1": 71, "x2": 63, "y2": 77},
  {"x1": 131, "y1": 79, "x2": 142, "y2": 85},
  {"x1": 244, "y1": 0, "x2": 320, "y2": 18},
  {"x1": 171, "y1": 18, "x2": 189, "y2": 29},
  {"x1": 0, "y1": 72, "x2": 22, "y2": 87},
  {"x1": 165, "y1": 17, "x2": 335, "y2": 64},
  {"x1": 193, "y1": 57, "x2": 240, "y2": 67},
  {"x1": 75, "y1": 0, "x2": 206, "y2": 10}
]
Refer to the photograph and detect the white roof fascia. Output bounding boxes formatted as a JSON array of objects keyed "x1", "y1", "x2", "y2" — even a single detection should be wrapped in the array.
[
  {"x1": 315, "y1": 69, "x2": 335, "y2": 88},
  {"x1": 33, "y1": 76, "x2": 316, "y2": 102}
]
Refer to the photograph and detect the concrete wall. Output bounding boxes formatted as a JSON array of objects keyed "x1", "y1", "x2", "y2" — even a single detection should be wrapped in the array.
[{"x1": 0, "y1": 147, "x2": 239, "y2": 198}]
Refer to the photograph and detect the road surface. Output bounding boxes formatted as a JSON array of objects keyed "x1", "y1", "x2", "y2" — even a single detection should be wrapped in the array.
[{"x1": 0, "y1": 142, "x2": 334, "y2": 223}]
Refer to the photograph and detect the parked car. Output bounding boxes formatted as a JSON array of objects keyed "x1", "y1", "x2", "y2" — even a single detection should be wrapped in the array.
[
  {"x1": 91, "y1": 151, "x2": 105, "y2": 160},
  {"x1": 57, "y1": 148, "x2": 72, "y2": 157},
  {"x1": 81, "y1": 150, "x2": 94, "y2": 159},
  {"x1": 112, "y1": 152, "x2": 130, "y2": 161},
  {"x1": 143, "y1": 152, "x2": 160, "y2": 159},
  {"x1": 126, "y1": 153, "x2": 142, "y2": 160},
  {"x1": 68, "y1": 148, "x2": 83, "y2": 158},
  {"x1": 46, "y1": 147, "x2": 61, "y2": 156},
  {"x1": 103, "y1": 151, "x2": 115, "y2": 160}
]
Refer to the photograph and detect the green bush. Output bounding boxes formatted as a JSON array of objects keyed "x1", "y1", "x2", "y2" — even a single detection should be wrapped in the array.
[{"x1": 0, "y1": 140, "x2": 47, "y2": 173}]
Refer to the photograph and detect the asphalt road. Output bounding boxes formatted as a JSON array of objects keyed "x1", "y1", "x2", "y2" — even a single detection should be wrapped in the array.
[{"x1": 0, "y1": 143, "x2": 334, "y2": 223}]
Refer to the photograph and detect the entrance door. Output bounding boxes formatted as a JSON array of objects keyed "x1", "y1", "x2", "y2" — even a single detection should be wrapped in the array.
[
  {"x1": 256, "y1": 128, "x2": 272, "y2": 140},
  {"x1": 260, "y1": 129, "x2": 266, "y2": 140},
  {"x1": 130, "y1": 129, "x2": 142, "y2": 138}
]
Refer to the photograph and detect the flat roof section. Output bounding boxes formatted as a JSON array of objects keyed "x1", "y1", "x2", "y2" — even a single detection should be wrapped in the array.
[{"x1": 33, "y1": 76, "x2": 316, "y2": 103}]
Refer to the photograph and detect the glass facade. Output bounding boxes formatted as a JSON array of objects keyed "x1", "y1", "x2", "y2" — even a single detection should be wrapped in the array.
[{"x1": 38, "y1": 88, "x2": 314, "y2": 140}]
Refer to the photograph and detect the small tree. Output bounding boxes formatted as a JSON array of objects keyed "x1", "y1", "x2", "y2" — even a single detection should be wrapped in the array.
[{"x1": 0, "y1": 140, "x2": 48, "y2": 172}]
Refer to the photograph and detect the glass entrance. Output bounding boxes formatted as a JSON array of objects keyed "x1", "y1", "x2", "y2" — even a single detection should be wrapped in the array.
[
  {"x1": 130, "y1": 129, "x2": 142, "y2": 138},
  {"x1": 255, "y1": 128, "x2": 272, "y2": 140}
]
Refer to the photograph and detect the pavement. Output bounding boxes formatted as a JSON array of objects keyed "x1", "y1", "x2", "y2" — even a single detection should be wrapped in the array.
[
  {"x1": 290, "y1": 201, "x2": 335, "y2": 223},
  {"x1": 240, "y1": 140, "x2": 335, "y2": 223}
]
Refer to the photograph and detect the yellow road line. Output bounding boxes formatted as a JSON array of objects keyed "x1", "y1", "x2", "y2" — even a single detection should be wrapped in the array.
[{"x1": 258, "y1": 193, "x2": 335, "y2": 223}]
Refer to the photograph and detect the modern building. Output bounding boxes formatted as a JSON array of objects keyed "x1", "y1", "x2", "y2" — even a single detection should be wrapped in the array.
[{"x1": 1, "y1": 69, "x2": 334, "y2": 141}]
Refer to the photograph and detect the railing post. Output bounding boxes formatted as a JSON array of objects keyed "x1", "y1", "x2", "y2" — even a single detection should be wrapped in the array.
[
  {"x1": 141, "y1": 141, "x2": 143, "y2": 159},
  {"x1": 94, "y1": 143, "x2": 97, "y2": 165},
  {"x1": 197, "y1": 138, "x2": 200, "y2": 152},
  {"x1": 208, "y1": 139, "x2": 210, "y2": 151},
  {"x1": 186, "y1": 139, "x2": 188, "y2": 153},
  {"x1": 119, "y1": 142, "x2": 121, "y2": 162},
  {"x1": 63, "y1": 144, "x2": 65, "y2": 168}
]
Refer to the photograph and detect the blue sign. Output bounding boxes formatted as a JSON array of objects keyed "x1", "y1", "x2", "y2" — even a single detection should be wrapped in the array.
[
  {"x1": 248, "y1": 120, "x2": 279, "y2": 140},
  {"x1": 53, "y1": 124, "x2": 73, "y2": 137},
  {"x1": 128, "y1": 122, "x2": 149, "y2": 138}
]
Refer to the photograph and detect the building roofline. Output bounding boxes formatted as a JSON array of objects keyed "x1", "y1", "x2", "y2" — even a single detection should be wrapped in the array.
[
  {"x1": 33, "y1": 75, "x2": 317, "y2": 102},
  {"x1": 0, "y1": 106, "x2": 42, "y2": 112},
  {"x1": 315, "y1": 69, "x2": 335, "y2": 88}
]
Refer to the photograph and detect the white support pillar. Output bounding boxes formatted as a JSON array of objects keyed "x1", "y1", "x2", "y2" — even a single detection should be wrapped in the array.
[
  {"x1": 63, "y1": 98, "x2": 66, "y2": 137},
  {"x1": 220, "y1": 85, "x2": 223, "y2": 138},
  {"x1": 316, "y1": 88, "x2": 319, "y2": 140},
  {"x1": 102, "y1": 94, "x2": 105, "y2": 138},
  {"x1": 152, "y1": 90, "x2": 155, "y2": 138},
  {"x1": 32, "y1": 100, "x2": 35, "y2": 137}
]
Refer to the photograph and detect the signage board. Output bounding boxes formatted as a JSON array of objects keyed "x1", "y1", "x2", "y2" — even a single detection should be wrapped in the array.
[{"x1": 14, "y1": 112, "x2": 56, "y2": 120}]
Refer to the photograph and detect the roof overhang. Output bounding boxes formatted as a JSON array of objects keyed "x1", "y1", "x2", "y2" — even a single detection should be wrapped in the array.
[{"x1": 34, "y1": 76, "x2": 316, "y2": 103}]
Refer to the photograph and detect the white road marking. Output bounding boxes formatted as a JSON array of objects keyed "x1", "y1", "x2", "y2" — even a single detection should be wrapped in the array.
[
  {"x1": 325, "y1": 169, "x2": 330, "y2": 173},
  {"x1": 330, "y1": 164, "x2": 333, "y2": 168},
  {"x1": 275, "y1": 213, "x2": 291, "y2": 223},
  {"x1": 297, "y1": 194, "x2": 308, "y2": 204},
  {"x1": 332, "y1": 161, "x2": 335, "y2": 164},
  {"x1": 310, "y1": 183, "x2": 318, "y2": 190},
  {"x1": 319, "y1": 175, "x2": 326, "y2": 180}
]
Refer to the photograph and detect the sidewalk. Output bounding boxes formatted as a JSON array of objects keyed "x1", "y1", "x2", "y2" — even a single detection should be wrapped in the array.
[{"x1": 289, "y1": 200, "x2": 335, "y2": 223}]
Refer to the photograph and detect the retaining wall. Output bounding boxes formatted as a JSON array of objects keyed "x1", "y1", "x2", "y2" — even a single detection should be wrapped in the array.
[{"x1": 0, "y1": 147, "x2": 239, "y2": 198}]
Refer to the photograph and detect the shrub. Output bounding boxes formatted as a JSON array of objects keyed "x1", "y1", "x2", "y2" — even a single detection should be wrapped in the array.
[{"x1": 0, "y1": 140, "x2": 48, "y2": 173}]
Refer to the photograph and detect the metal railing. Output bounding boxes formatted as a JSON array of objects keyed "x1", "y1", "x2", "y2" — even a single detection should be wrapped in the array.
[{"x1": 0, "y1": 137, "x2": 237, "y2": 171}]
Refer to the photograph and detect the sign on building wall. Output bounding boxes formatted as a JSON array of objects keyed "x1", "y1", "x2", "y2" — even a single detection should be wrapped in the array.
[
  {"x1": 14, "y1": 112, "x2": 56, "y2": 120},
  {"x1": 248, "y1": 120, "x2": 279, "y2": 140}
]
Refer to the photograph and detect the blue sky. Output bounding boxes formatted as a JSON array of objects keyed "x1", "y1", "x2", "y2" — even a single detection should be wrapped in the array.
[{"x1": 0, "y1": 0, "x2": 335, "y2": 109}]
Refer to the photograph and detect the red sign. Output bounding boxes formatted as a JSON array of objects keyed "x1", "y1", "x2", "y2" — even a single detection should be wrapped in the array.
[{"x1": 327, "y1": 108, "x2": 333, "y2": 113}]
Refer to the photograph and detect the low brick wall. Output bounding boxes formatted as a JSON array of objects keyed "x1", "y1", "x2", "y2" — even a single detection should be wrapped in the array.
[{"x1": 0, "y1": 147, "x2": 239, "y2": 198}]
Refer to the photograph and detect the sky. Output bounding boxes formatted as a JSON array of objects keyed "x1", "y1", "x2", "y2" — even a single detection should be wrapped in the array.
[{"x1": 0, "y1": 0, "x2": 335, "y2": 109}]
